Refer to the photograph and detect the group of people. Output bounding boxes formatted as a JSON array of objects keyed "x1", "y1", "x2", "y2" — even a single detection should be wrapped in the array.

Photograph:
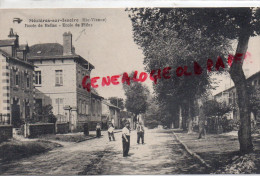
[{"x1": 96, "y1": 121, "x2": 145, "y2": 157}]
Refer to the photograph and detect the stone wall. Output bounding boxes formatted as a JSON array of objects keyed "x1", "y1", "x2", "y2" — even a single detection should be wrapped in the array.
[
  {"x1": 56, "y1": 122, "x2": 69, "y2": 134},
  {"x1": 25, "y1": 123, "x2": 55, "y2": 138}
]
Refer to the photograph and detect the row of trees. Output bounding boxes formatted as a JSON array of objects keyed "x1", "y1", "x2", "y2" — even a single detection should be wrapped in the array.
[{"x1": 127, "y1": 8, "x2": 260, "y2": 154}]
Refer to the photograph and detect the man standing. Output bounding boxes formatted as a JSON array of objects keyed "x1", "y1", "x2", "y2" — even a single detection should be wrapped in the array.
[
  {"x1": 122, "y1": 121, "x2": 131, "y2": 157},
  {"x1": 137, "y1": 122, "x2": 145, "y2": 144}
]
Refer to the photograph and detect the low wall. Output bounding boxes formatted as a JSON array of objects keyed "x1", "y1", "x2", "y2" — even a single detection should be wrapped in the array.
[
  {"x1": 56, "y1": 122, "x2": 69, "y2": 134},
  {"x1": 0, "y1": 125, "x2": 13, "y2": 143},
  {"x1": 25, "y1": 123, "x2": 55, "y2": 138},
  {"x1": 88, "y1": 121, "x2": 100, "y2": 131},
  {"x1": 76, "y1": 121, "x2": 99, "y2": 132}
]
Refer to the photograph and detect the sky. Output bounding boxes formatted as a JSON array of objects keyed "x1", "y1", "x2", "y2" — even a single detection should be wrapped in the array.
[
  {"x1": 0, "y1": 8, "x2": 259, "y2": 99},
  {"x1": 0, "y1": 9, "x2": 150, "y2": 99}
]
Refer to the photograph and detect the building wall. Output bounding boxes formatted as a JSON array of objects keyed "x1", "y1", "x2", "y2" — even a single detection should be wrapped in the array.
[
  {"x1": 102, "y1": 103, "x2": 110, "y2": 116},
  {"x1": 89, "y1": 98, "x2": 102, "y2": 122},
  {"x1": 0, "y1": 54, "x2": 34, "y2": 126},
  {"x1": 33, "y1": 59, "x2": 77, "y2": 118},
  {"x1": 0, "y1": 55, "x2": 11, "y2": 124},
  {"x1": 76, "y1": 63, "x2": 91, "y2": 123},
  {"x1": 9, "y1": 59, "x2": 35, "y2": 124},
  {"x1": 214, "y1": 73, "x2": 260, "y2": 121}
]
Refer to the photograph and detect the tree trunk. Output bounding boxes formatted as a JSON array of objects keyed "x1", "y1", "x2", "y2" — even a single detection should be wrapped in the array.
[
  {"x1": 179, "y1": 105, "x2": 182, "y2": 129},
  {"x1": 187, "y1": 99, "x2": 193, "y2": 134},
  {"x1": 229, "y1": 31, "x2": 253, "y2": 154},
  {"x1": 187, "y1": 118, "x2": 193, "y2": 134}
]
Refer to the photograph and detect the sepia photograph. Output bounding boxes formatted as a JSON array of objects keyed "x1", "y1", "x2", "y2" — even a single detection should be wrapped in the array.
[{"x1": 0, "y1": 7, "x2": 260, "y2": 174}]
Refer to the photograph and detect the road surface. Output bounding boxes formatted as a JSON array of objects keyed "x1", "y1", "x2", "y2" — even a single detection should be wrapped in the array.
[{"x1": 0, "y1": 129, "x2": 209, "y2": 175}]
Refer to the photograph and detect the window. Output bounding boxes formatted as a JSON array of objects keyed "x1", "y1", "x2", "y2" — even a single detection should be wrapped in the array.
[
  {"x1": 26, "y1": 75, "x2": 30, "y2": 88},
  {"x1": 92, "y1": 99, "x2": 95, "y2": 115},
  {"x1": 55, "y1": 70, "x2": 63, "y2": 86},
  {"x1": 78, "y1": 100, "x2": 82, "y2": 114},
  {"x1": 86, "y1": 104, "x2": 89, "y2": 115},
  {"x1": 35, "y1": 71, "x2": 42, "y2": 85},
  {"x1": 15, "y1": 72, "x2": 19, "y2": 86},
  {"x1": 55, "y1": 98, "x2": 64, "y2": 115},
  {"x1": 82, "y1": 101, "x2": 85, "y2": 114}
]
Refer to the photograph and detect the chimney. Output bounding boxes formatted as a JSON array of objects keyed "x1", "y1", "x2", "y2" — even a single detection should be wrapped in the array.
[{"x1": 63, "y1": 32, "x2": 72, "y2": 55}]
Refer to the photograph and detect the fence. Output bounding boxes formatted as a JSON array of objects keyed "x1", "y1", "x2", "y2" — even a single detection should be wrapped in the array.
[{"x1": 0, "y1": 125, "x2": 13, "y2": 143}]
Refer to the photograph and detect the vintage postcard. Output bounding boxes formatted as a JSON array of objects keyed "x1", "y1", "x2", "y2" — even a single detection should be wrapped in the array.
[{"x1": 0, "y1": 5, "x2": 260, "y2": 175}]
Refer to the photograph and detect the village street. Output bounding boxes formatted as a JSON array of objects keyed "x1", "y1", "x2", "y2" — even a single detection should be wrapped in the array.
[{"x1": 0, "y1": 129, "x2": 208, "y2": 175}]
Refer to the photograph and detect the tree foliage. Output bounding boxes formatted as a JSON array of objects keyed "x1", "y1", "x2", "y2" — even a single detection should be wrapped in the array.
[
  {"x1": 127, "y1": 8, "x2": 231, "y2": 129},
  {"x1": 31, "y1": 104, "x2": 56, "y2": 123},
  {"x1": 202, "y1": 100, "x2": 232, "y2": 118},
  {"x1": 108, "y1": 97, "x2": 124, "y2": 110},
  {"x1": 128, "y1": 8, "x2": 260, "y2": 153},
  {"x1": 123, "y1": 72, "x2": 149, "y2": 117}
]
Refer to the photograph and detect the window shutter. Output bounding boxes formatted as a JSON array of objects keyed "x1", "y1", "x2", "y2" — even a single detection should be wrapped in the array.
[{"x1": 60, "y1": 72, "x2": 63, "y2": 85}]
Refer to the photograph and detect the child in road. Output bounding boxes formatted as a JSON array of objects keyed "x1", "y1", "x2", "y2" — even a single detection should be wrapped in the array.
[
  {"x1": 108, "y1": 123, "x2": 115, "y2": 141},
  {"x1": 137, "y1": 122, "x2": 145, "y2": 144}
]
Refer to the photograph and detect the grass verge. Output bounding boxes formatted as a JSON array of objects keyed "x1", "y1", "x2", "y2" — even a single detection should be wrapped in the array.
[
  {"x1": 39, "y1": 133, "x2": 96, "y2": 143},
  {"x1": 0, "y1": 139, "x2": 62, "y2": 162}
]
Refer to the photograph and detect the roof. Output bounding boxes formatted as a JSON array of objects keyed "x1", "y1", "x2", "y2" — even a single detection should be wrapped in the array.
[
  {"x1": 28, "y1": 43, "x2": 63, "y2": 57},
  {"x1": 27, "y1": 43, "x2": 94, "y2": 69},
  {"x1": 247, "y1": 71, "x2": 260, "y2": 81},
  {"x1": 0, "y1": 39, "x2": 16, "y2": 47},
  {"x1": 0, "y1": 49, "x2": 35, "y2": 68},
  {"x1": 102, "y1": 100, "x2": 121, "y2": 110},
  {"x1": 91, "y1": 89, "x2": 104, "y2": 100}
]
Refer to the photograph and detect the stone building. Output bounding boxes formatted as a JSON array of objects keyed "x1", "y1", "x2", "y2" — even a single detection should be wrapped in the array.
[
  {"x1": 0, "y1": 29, "x2": 34, "y2": 127},
  {"x1": 214, "y1": 71, "x2": 260, "y2": 121},
  {"x1": 28, "y1": 32, "x2": 103, "y2": 131},
  {"x1": 102, "y1": 100, "x2": 121, "y2": 129}
]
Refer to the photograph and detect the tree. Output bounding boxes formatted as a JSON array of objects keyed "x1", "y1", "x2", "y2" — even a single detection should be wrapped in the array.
[
  {"x1": 128, "y1": 8, "x2": 260, "y2": 153},
  {"x1": 127, "y1": 8, "x2": 230, "y2": 132},
  {"x1": 108, "y1": 97, "x2": 124, "y2": 110},
  {"x1": 169, "y1": 8, "x2": 260, "y2": 154},
  {"x1": 32, "y1": 104, "x2": 56, "y2": 123},
  {"x1": 123, "y1": 72, "x2": 149, "y2": 128}
]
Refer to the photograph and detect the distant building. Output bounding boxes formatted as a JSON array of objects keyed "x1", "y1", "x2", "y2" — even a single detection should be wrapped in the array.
[
  {"x1": 28, "y1": 32, "x2": 103, "y2": 131},
  {"x1": 214, "y1": 71, "x2": 260, "y2": 121},
  {"x1": 102, "y1": 100, "x2": 121, "y2": 129},
  {"x1": 0, "y1": 29, "x2": 34, "y2": 127}
]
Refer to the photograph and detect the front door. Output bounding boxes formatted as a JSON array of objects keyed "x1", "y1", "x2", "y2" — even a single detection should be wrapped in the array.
[{"x1": 12, "y1": 98, "x2": 20, "y2": 127}]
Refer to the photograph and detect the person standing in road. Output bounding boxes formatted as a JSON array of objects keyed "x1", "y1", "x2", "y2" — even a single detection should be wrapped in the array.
[
  {"x1": 108, "y1": 123, "x2": 115, "y2": 141},
  {"x1": 137, "y1": 122, "x2": 145, "y2": 144},
  {"x1": 96, "y1": 123, "x2": 101, "y2": 138},
  {"x1": 122, "y1": 121, "x2": 131, "y2": 157}
]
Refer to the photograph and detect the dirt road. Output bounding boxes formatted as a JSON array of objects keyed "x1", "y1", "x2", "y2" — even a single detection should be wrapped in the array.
[{"x1": 1, "y1": 129, "x2": 208, "y2": 175}]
